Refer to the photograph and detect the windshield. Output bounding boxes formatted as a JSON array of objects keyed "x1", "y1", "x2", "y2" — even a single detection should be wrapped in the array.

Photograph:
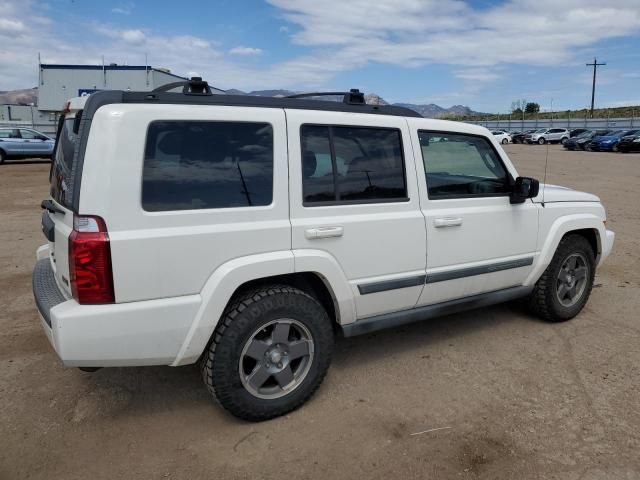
[
  {"x1": 534, "y1": 129, "x2": 546, "y2": 133},
  {"x1": 577, "y1": 131, "x2": 593, "y2": 138},
  {"x1": 49, "y1": 116, "x2": 78, "y2": 208}
]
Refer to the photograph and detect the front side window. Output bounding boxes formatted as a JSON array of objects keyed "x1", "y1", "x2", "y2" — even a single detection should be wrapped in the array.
[
  {"x1": 142, "y1": 121, "x2": 273, "y2": 211},
  {"x1": 418, "y1": 131, "x2": 511, "y2": 199},
  {"x1": 301, "y1": 125, "x2": 407, "y2": 205}
]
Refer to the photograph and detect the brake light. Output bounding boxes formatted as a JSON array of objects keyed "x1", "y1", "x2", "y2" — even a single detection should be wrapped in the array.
[{"x1": 69, "y1": 215, "x2": 115, "y2": 304}]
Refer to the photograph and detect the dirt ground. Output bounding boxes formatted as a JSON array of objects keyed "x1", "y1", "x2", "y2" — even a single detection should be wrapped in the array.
[{"x1": 1, "y1": 145, "x2": 639, "y2": 480}]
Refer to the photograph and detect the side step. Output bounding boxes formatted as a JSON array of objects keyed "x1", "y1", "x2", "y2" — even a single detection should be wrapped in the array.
[{"x1": 341, "y1": 285, "x2": 533, "y2": 337}]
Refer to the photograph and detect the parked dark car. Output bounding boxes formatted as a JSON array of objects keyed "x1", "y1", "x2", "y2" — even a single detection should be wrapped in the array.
[
  {"x1": 569, "y1": 128, "x2": 590, "y2": 137},
  {"x1": 0, "y1": 127, "x2": 54, "y2": 163},
  {"x1": 564, "y1": 130, "x2": 611, "y2": 151},
  {"x1": 588, "y1": 129, "x2": 640, "y2": 152},
  {"x1": 617, "y1": 133, "x2": 640, "y2": 153},
  {"x1": 511, "y1": 129, "x2": 536, "y2": 144}
]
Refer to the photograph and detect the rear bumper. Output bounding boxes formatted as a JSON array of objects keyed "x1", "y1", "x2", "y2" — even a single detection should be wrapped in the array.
[{"x1": 32, "y1": 255, "x2": 199, "y2": 367}]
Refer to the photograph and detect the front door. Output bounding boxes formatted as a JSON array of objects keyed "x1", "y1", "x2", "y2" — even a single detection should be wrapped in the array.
[
  {"x1": 287, "y1": 110, "x2": 426, "y2": 319},
  {"x1": 408, "y1": 122, "x2": 539, "y2": 306}
]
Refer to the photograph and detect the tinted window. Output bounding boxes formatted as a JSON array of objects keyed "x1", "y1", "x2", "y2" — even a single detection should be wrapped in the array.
[
  {"x1": 142, "y1": 121, "x2": 273, "y2": 211},
  {"x1": 50, "y1": 117, "x2": 78, "y2": 207},
  {"x1": 418, "y1": 131, "x2": 510, "y2": 198},
  {"x1": 301, "y1": 125, "x2": 407, "y2": 205},
  {"x1": 0, "y1": 130, "x2": 12, "y2": 138}
]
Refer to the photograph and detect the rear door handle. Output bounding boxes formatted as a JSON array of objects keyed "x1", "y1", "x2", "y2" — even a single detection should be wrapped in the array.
[
  {"x1": 434, "y1": 217, "x2": 463, "y2": 228},
  {"x1": 305, "y1": 226, "x2": 344, "y2": 239}
]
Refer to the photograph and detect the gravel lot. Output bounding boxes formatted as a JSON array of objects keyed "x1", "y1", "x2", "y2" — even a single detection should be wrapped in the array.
[{"x1": 1, "y1": 145, "x2": 639, "y2": 479}]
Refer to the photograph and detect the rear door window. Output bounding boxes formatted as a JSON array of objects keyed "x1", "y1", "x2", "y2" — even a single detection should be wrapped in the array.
[
  {"x1": 142, "y1": 121, "x2": 274, "y2": 211},
  {"x1": 301, "y1": 125, "x2": 407, "y2": 205}
]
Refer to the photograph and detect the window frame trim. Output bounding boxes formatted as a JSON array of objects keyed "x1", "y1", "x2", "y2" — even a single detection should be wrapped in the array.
[
  {"x1": 300, "y1": 123, "x2": 410, "y2": 208},
  {"x1": 140, "y1": 119, "x2": 276, "y2": 213},
  {"x1": 418, "y1": 129, "x2": 515, "y2": 201}
]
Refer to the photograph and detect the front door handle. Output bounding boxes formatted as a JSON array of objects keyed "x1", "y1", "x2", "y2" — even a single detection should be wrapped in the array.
[
  {"x1": 434, "y1": 217, "x2": 463, "y2": 228},
  {"x1": 305, "y1": 226, "x2": 344, "y2": 239}
]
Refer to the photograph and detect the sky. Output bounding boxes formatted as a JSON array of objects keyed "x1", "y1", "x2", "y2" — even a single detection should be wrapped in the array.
[{"x1": 1, "y1": 0, "x2": 640, "y2": 112}]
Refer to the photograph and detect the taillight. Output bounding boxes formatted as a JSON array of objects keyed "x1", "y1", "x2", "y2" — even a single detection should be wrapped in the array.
[{"x1": 69, "y1": 215, "x2": 115, "y2": 304}]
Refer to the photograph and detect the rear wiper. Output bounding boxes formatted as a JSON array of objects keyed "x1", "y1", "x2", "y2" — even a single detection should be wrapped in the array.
[{"x1": 41, "y1": 199, "x2": 65, "y2": 215}]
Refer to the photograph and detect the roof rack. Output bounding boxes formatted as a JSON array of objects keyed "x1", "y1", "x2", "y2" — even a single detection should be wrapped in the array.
[
  {"x1": 285, "y1": 89, "x2": 365, "y2": 105},
  {"x1": 152, "y1": 77, "x2": 212, "y2": 95}
]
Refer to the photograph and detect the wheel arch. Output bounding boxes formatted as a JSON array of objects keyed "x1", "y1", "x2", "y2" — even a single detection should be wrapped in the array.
[
  {"x1": 525, "y1": 214, "x2": 605, "y2": 287},
  {"x1": 172, "y1": 250, "x2": 355, "y2": 366}
]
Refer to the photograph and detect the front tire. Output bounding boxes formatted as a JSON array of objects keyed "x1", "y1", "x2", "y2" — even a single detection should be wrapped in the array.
[
  {"x1": 538, "y1": 137, "x2": 546, "y2": 145},
  {"x1": 201, "y1": 285, "x2": 334, "y2": 421},
  {"x1": 502, "y1": 138, "x2": 508, "y2": 144},
  {"x1": 0, "y1": 150, "x2": 5, "y2": 164},
  {"x1": 527, "y1": 235, "x2": 595, "y2": 322}
]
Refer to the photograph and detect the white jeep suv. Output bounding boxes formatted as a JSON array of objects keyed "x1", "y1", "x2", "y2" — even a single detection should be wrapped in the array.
[{"x1": 33, "y1": 79, "x2": 614, "y2": 421}]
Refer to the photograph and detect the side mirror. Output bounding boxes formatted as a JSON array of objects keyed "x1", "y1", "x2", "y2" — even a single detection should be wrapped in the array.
[{"x1": 510, "y1": 176, "x2": 539, "y2": 204}]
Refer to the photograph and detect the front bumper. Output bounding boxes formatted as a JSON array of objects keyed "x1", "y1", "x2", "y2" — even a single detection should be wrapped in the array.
[
  {"x1": 32, "y1": 252, "x2": 200, "y2": 367},
  {"x1": 590, "y1": 142, "x2": 615, "y2": 151},
  {"x1": 600, "y1": 229, "x2": 615, "y2": 266}
]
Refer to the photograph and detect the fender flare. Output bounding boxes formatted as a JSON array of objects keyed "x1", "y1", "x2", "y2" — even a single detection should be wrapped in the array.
[
  {"x1": 524, "y1": 213, "x2": 604, "y2": 287},
  {"x1": 172, "y1": 249, "x2": 356, "y2": 366}
]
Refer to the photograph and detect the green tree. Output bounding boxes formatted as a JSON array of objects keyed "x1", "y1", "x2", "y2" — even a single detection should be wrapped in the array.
[{"x1": 525, "y1": 102, "x2": 540, "y2": 114}]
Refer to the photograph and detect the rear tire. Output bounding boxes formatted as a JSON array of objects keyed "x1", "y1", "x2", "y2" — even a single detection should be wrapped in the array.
[
  {"x1": 561, "y1": 137, "x2": 569, "y2": 145},
  {"x1": 201, "y1": 285, "x2": 334, "y2": 421},
  {"x1": 0, "y1": 150, "x2": 5, "y2": 164},
  {"x1": 538, "y1": 137, "x2": 546, "y2": 145},
  {"x1": 527, "y1": 235, "x2": 595, "y2": 322}
]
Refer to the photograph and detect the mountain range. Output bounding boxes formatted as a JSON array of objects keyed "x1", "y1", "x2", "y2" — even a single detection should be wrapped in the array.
[
  {"x1": 0, "y1": 87, "x2": 484, "y2": 118},
  {"x1": 226, "y1": 89, "x2": 483, "y2": 117}
]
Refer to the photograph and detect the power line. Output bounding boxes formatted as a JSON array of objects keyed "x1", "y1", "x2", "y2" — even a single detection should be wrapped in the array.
[{"x1": 586, "y1": 57, "x2": 606, "y2": 118}]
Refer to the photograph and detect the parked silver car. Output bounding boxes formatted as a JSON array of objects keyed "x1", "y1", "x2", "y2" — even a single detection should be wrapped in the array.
[
  {"x1": 525, "y1": 128, "x2": 570, "y2": 145},
  {"x1": 0, "y1": 128, "x2": 54, "y2": 163}
]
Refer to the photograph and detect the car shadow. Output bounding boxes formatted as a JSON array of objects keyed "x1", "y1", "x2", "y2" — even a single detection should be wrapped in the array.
[{"x1": 82, "y1": 302, "x2": 531, "y2": 422}]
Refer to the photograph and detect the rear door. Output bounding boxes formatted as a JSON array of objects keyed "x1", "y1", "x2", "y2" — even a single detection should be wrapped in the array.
[{"x1": 287, "y1": 110, "x2": 426, "y2": 319}]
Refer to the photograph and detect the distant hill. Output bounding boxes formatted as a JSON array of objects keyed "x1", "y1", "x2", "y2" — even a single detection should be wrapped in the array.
[{"x1": 0, "y1": 88, "x2": 37, "y2": 105}]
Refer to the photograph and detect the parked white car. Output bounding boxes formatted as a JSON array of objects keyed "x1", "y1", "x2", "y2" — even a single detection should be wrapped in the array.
[
  {"x1": 33, "y1": 80, "x2": 615, "y2": 421},
  {"x1": 491, "y1": 130, "x2": 511, "y2": 144},
  {"x1": 525, "y1": 128, "x2": 570, "y2": 145}
]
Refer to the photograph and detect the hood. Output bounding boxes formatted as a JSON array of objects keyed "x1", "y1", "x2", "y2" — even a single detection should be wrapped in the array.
[{"x1": 532, "y1": 184, "x2": 600, "y2": 204}]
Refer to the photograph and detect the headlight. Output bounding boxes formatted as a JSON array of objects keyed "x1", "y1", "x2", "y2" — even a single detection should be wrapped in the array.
[{"x1": 633, "y1": 138, "x2": 640, "y2": 143}]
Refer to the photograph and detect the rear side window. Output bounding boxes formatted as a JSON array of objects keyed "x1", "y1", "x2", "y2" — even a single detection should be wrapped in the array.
[
  {"x1": 142, "y1": 121, "x2": 273, "y2": 211},
  {"x1": 301, "y1": 125, "x2": 407, "y2": 205},
  {"x1": 418, "y1": 131, "x2": 511, "y2": 199}
]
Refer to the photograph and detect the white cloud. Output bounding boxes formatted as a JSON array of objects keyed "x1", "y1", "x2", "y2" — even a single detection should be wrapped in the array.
[
  {"x1": 1, "y1": 0, "x2": 640, "y2": 99},
  {"x1": 229, "y1": 46, "x2": 263, "y2": 56}
]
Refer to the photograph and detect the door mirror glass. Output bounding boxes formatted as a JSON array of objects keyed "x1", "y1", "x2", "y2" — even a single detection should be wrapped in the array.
[{"x1": 510, "y1": 176, "x2": 539, "y2": 204}]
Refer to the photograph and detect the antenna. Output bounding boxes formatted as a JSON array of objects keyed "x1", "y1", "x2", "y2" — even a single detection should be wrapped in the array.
[{"x1": 541, "y1": 99, "x2": 553, "y2": 206}]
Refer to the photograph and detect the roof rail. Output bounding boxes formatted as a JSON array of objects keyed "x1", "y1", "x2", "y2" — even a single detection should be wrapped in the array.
[
  {"x1": 152, "y1": 77, "x2": 213, "y2": 95},
  {"x1": 285, "y1": 89, "x2": 365, "y2": 105}
]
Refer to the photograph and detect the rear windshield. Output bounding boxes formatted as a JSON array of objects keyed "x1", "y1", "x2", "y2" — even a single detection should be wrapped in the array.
[{"x1": 50, "y1": 116, "x2": 78, "y2": 208}]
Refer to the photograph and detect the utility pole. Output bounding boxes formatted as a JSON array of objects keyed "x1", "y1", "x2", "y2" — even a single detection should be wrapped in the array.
[{"x1": 586, "y1": 57, "x2": 606, "y2": 118}]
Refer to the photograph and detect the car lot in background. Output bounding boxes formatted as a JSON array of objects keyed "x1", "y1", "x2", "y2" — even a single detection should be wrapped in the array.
[
  {"x1": 617, "y1": 133, "x2": 640, "y2": 153},
  {"x1": 0, "y1": 127, "x2": 54, "y2": 163},
  {"x1": 588, "y1": 129, "x2": 640, "y2": 152},
  {"x1": 491, "y1": 130, "x2": 511, "y2": 144},
  {"x1": 525, "y1": 128, "x2": 570, "y2": 145}
]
